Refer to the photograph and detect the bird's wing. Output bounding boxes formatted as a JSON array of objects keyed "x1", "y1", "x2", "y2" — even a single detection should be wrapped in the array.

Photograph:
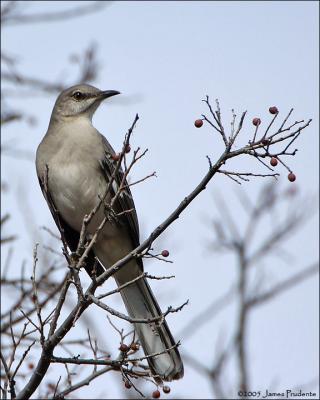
[
  {"x1": 37, "y1": 176, "x2": 104, "y2": 277},
  {"x1": 99, "y1": 136, "x2": 142, "y2": 267}
]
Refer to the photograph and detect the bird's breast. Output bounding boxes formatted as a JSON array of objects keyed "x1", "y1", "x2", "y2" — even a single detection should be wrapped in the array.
[{"x1": 48, "y1": 156, "x2": 106, "y2": 232}]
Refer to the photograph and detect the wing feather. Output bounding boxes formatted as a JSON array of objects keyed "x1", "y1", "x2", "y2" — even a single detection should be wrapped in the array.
[{"x1": 100, "y1": 136, "x2": 142, "y2": 268}]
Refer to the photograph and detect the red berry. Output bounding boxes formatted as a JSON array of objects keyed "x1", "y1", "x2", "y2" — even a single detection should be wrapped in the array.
[
  {"x1": 288, "y1": 172, "x2": 296, "y2": 182},
  {"x1": 194, "y1": 119, "x2": 203, "y2": 128},
  {"x1": 112, "y1": 153, "x2": 121, "y2": 162},
  {"x1": 124, "y1": 381, "x2": 132, "y2": 389},
  {"x1": 269, "y1": 106, "x2": 278, "y2": 114},
  {"x1": 130, "y1": 342, "x2": 140, "y2": 351},
  {"x1": 27, "y1": 362, "x2": 34, "y2": 370},
  {"x1": 270, "y1": 157, "x2": 278, "y2": 167},
  {"x1": 119, "y1": 343, "x2": 129, "y2": 352},
  {"x1": 125, "y1": 144, "x2": 131, "y2": 153},
  {"x1": 252, "y1": 118, "x2": 261, "y2": 126},
  {"x1": 163, "y1": 385, "x2": 171, "y2": 394},
  {"x1": 152, "y1": 390, "x2": 161, "y2": 398},
  {"x1": 161, "y1": 250, "x2": 169, "y2": 257}
]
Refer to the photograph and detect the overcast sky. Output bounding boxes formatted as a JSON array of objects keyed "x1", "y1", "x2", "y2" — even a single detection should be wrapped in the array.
[{"x1": 1, "y1": 1, "x2": 319, "y2": 399}]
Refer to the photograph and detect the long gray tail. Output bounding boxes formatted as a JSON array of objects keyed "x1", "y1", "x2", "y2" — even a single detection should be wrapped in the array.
[{"x1": 118, "y1": 277, "x2": 184, "y2": 381}]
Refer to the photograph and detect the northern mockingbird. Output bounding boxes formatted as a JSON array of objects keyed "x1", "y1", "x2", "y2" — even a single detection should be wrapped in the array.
[{"x1": 36, "y1": 84, "x2": 184, "y2": 381}]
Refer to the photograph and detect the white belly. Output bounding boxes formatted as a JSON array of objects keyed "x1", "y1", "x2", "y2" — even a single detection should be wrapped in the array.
[
  {"x1": 48, "y1": 159, "x2": 136, "y2": 270},
  {"x1": 49, "y1": 160, "x2": 106, "y2": 232}
]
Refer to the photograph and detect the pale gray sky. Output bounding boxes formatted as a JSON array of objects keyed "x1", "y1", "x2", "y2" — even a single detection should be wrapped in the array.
[{"x1": 1, "y1": 1, "x2": 319, "y2": 399}]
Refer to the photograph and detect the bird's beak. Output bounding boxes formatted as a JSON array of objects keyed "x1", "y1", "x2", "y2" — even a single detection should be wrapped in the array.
[{"x1": 100, "y1": 90, "x2": 121, "y2": 100}]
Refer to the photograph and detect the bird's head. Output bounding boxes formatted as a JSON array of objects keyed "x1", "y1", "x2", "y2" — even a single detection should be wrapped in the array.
[{"x1": 51, "y1": 83, "x2": 120, "y2": 122}]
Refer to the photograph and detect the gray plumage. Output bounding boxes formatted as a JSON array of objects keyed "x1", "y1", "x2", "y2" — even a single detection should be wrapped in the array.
[{"x1": 36, "y1": 83, "x2": 184, "y2": 381}]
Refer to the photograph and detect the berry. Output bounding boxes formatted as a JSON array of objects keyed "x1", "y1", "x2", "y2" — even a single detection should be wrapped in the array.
[
  {"x1": 194, "y1": 119, "x2": 203, "y2": 128},
  {"x1": 163, "y1": 385, "x2": 171, "y2": 394},
  {"x1": 252, "y1": 118, "x2": 261, "y2": 126},
  {"x1": 125, "y1": 144, "x2": 131, "y2": 153},
  {"x1": 152, "y1": 390, "x2": 161, "y2": 398},
  {"x1": 124, "y1": 381, "x2": 132, "y2": 389},
  {"x1": 27, "y1": 362, "x2": 34, "y2": 370},
  {"x1": 112, "y1": 153, "x2": 121, "y2": 162},
  {"x1": 262, "y1": 139, "x2": 269, "y2": 146},
  {"x1": 161, "y1": 250, "x2": 169, "y2": 257},
  {"x1": 269, "y1": 106, "x2": 278, "y2": 114},
  {"x1": 130, "y1": 342, "x2": 140, "y2": 351},
  {"x1": 288, "y1": 172, "x2": 296, "y2": 182},
  {"x1": 270, "y1": 157, "x2": 278, "y2": 167},
  {"x1": 119, "y1": 343, "x2": 129, "y2": 352}
]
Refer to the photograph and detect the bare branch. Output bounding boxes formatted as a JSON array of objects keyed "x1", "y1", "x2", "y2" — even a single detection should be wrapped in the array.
[
  {"x1": 89, "y1": 294, "x2": 189, "y2": 324},
  {"x1": 2, "y1": 2, "x2": 108, "y2": 26}
]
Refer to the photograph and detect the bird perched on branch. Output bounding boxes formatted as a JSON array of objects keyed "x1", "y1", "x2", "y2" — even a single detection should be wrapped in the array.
[{"x1": 36, "y1": 83, "x2": 184, "y2": 381}]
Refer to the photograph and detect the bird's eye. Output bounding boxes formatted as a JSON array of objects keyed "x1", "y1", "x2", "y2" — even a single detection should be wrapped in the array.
[{"x1": 72, "y1": 91, "x2": 84, "y2": 101}]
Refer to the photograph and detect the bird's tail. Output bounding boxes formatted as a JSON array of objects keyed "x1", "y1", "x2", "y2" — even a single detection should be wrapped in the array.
[{"x1": 118, "y1": 277, "x2": 184, "y2": 381}]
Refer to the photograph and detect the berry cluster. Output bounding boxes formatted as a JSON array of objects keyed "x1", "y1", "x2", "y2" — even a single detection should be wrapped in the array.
[{"x1": 194, "y1": 104, "x2": 302, "y2": 183}]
